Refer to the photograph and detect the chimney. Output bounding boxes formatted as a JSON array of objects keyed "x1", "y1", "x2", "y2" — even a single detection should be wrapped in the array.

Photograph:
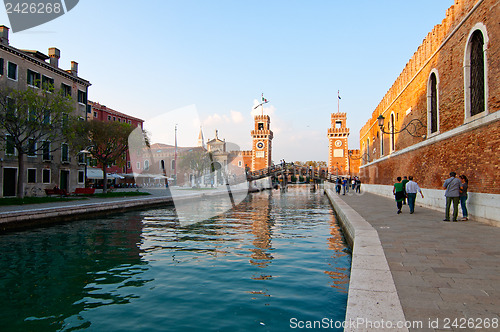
[
  {"x1": 0, "y1": 25, "x2": 9, "y2": 45},
  {"x1": 48, "y1": 47, "x2": 60, "y2": 67},
  {"x1": 70, "y1": 61, "x2": 78, "y2": 76}
]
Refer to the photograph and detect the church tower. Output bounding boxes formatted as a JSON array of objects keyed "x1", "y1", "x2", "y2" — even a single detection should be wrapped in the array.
[
  {"x1": 251, "y1": 115, "x2": 273, "y2": 171},
  {"x1": 328, "y1": 113, "x2": 350, "y2": 175},
  {"x1": 197, "y1": 127, "x2": 205, "y2": 148}
]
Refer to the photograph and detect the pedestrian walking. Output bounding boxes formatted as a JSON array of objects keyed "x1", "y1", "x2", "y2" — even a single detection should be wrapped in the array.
[
  {"x1": 401, "y1": 176, "x2": 409, "y2": 205},
  {"x1": 443, "y1": 172, "x2": 461, "y2": 221},
  {"x1": 393, "y1": 177, "x2": 405, "y2": 214},
  {"x1": 405, "y1": 176, "x2": 424, "y2": 214},
  {"x1": 342, "y1": 177, "x2": 347, "y2": 195},
  {"x1": 459, "y1": 174, "x2": 469, "y2": 221},
  {"x1": 335, "y1": 177, "x2": 341, "y2": 195},
  {"x1": 355, "y1": 177, "x2": 361, "y2": 193}
]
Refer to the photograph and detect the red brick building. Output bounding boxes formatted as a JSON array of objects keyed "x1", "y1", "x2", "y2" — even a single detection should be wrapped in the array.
[
  {"x1": 87, "y1": 101, "x2": 144, "y2": 175},
  {"x1": 359, "y1": 0, "x2": 499, "y2": 224}
]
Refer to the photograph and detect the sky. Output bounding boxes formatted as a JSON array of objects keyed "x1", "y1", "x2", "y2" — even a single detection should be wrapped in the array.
[{"x1": 0, "y1": 0, "x2": 455, "y2": 162}]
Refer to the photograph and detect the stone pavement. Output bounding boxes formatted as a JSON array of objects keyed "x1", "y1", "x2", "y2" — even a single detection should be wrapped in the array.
[{"x1": 339, "y1": 191, "x2": 500, "y2": 331}]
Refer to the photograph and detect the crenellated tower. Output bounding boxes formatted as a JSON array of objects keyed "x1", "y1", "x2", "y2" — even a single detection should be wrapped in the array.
[
  {"x1": 328, "y1": 113, "x2": 350, "y2": 175},
  {"x1": 251, "y1": 115, "x2": 273, "y2": 171}
]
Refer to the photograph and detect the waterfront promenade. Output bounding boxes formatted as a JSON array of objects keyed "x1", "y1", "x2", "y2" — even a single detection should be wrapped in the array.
[{"x1": 331, "y1": 189, "x2": 500, "y2": 331}]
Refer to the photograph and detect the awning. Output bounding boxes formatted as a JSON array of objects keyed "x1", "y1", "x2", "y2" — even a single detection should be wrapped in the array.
[
  {"x1": 86, "y1": 169, "x2": 125, "y2": 180},
  {"x1": 107, "y1": 173, "x2": 125, "y2": 179},
  {"x1": 86, "y1": 168, "x2": 104, "y2": 179}
]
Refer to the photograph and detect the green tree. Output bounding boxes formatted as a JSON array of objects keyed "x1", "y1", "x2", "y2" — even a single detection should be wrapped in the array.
[
  {"x1": 0, "y1": 86, "x2": 73, "y2": 198},
  {"x1": 71, "y1": 120, "x2": 137, "y2": 193}
]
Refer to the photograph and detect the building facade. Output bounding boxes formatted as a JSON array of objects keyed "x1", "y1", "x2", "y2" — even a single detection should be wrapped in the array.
[
  {"x1": 358, "y1": 0, "x2": 499, "y2": 223},
  {"x1": 87, "y1": 101, "x2": 144, "y2": 175},
  {"x1": 0, "y1": 25, "x2": 91, "y2": 197}
]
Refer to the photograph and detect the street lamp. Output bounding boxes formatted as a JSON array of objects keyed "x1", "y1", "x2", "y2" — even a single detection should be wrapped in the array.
[{"x1": 377, "y1": 114, "x2": 426, "y2": 138}]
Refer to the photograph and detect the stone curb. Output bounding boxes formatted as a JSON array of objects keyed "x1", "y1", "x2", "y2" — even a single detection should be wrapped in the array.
[
  {"x1": 0, "y1": 188, "x2": 250, "y2": 233},
  {"x1": 324, "y1": 184, "x2": 408, "y2": 332}
]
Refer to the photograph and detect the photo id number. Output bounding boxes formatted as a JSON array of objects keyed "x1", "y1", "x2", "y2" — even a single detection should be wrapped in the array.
[{"x1": 5, "y1": 2, "x2": 62, "y2": 14}]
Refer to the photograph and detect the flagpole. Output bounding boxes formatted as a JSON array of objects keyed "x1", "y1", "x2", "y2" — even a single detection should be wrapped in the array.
[
  {"x1": 261, "y1": 93, "x2": 264, "y2": 116},
  {"x1": 337, "y1": 90, "x2": 340, "y2": 113}
]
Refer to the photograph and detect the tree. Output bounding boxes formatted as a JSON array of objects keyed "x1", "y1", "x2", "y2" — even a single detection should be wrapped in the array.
[
  {"x1": 71, "y1": 120, "x2": 137, "y2": 194},
  {"x1": 178, "y1": 149, "x2": 211, "y2": 187},
  {"x1": 0, "y1": 86, "x2": 73, "y2": 198}
]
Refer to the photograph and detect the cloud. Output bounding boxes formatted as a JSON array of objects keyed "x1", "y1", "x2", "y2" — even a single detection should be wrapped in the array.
[{"x1": 230, "y1": 110, "x2": 244, "y2": 123}]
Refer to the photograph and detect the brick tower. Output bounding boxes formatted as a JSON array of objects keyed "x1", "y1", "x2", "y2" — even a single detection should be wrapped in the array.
[
  {"x1": 328, "y1": 113, "x2": 350, "y2": 175},
  {"x1": 251, "y1": 115, "x2": 273, "y2": 171}
]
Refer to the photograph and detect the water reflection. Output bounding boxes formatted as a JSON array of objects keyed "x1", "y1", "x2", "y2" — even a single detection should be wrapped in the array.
[
  {"x1": 0, "y1": 185, "x2": 350, "y2": 331},
  {"x1": 0, "y1": 214, "x2": 148, "y2": 331}
]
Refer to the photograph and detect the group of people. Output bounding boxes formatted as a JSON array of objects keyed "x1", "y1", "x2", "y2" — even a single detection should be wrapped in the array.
[
  {"x1": 392, "y1": 172, "x2": 469, "y2": 221},
  {"x1": 443, "y1": 172, "x2": 468, "y2": 222},
  {"x1": 393, "y1": 176, "x2": 424, "y2": 214},
  {"x1": 335, "y1": 176, "x2": 361, "y2": 195}
]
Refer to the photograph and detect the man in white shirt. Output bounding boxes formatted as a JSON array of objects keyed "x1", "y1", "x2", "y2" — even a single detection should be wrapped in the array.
[{"x1": 405, "y1": 176, "x2": 424, "y2": 214}]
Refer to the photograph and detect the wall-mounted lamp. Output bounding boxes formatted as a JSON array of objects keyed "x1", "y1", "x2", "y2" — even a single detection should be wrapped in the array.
[{"x1": 377, "y1": 115, "x2": 426, "y2": 139}]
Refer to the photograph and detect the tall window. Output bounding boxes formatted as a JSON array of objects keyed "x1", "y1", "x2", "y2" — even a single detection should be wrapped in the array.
[
  {"x1": 42, "y1": 141, "x2": 51, "y2": 161},
  {"x1": 42, "y1": 169, "x2": 51, "y2": 183},
  {"x1": 464, "y1": 25, "x2": 488, "y2": 119},
  {"x1": 6, "y1": 135, "x2": 15, "y2": 155},
  {"x1": 78, "y1": 90, "x2": 87, "y2": 104},
  {"x1": 366, "y1": 138, "x2": 370, "y2": 162},
  {"x1": 27, "y1": 169, "x2": 36, "y2": 183},
  {"x1": 42, "y1": 75, "x2": 54, "y2": 90},
  {"x1": 27, "y1": 69, "x2": 41, "y2": 87},
  {"x1": 470, "y1": 30, "x2": 485, "y2": 116},
  {"x1": 7, "y1": 61, "x2": 17, "y2": 80},
  {"x1": 61, "y1": 83, "x2": 71, "y2": 97},
  {"x1": 28, "y1": 138, "x2": 36, "y2": 157},
  {"x1": 429, "y1": 72, "x2": 438, "y2": 134},
  {"x1": 61, "y1": 143, "x2": 69, "y2": 163}
]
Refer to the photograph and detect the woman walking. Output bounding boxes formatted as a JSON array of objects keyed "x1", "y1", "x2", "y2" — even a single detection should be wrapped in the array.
[
  {"x1": 393, "y1": 177, "x2": 405, "y2": 214},
  {"x1": 459, "y1": 175, "x2": 469, "y2": 221}
]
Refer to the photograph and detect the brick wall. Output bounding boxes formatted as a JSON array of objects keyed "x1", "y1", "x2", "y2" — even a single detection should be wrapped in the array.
[{"x1": 359, "y1": 0, "x2": 500, "y2": 195}]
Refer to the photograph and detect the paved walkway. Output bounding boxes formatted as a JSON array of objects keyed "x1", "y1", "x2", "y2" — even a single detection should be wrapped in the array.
[{"x1": 339, "y1": 192, "x2": 500, "y2": 331}]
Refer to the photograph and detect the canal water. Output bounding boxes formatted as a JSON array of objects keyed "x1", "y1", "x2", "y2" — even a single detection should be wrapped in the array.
[{"x1": 0, "y1": 186, "x2": 351, "y2": 331}]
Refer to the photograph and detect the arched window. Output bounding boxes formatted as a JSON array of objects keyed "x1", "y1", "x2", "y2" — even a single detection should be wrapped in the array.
[
  {"x1": 427, "y1": 71, "x2": 439, "y2": 134},
  {"x1": 464, "y1": 24, "x2": 488, "y2": 119},
  {"x1": 470, "y1": 31, "x2": 485, "y2": 116},
  {"x1": 366, "y1": 138, "x2": 370, "y2": 162}
]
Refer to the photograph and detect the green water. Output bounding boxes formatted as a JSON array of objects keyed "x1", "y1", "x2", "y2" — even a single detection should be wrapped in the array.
[{"x1": 0, "y1": 186, "x2": 351, "y2": 331}]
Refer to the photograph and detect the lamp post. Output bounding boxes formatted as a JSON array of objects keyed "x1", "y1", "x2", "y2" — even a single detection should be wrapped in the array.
[{"x1": 377, "y1": 114, "x2": 426, "y2": 138}]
